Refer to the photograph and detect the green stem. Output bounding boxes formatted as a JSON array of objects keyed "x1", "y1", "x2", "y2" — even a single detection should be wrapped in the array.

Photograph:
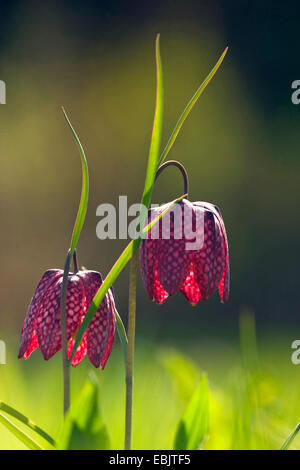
[
  {"x1": 155, "y1": 160, "x2": 189, "y2": 196},
  {"x1": 73, "y1": 249, "x2": 79, "y2": 273},
  {"x1": 280, "y1": 422, "x2": 300, "y2": 450},
  {"x1": 125, "y1": 250, "x2": 138, "y2": 450},
  {"x1": 60, "y1": 250, "x2": 72, "y2": 415},
  {"x1": 115, "y1": 308, "x2": 128, "y2": 365}
]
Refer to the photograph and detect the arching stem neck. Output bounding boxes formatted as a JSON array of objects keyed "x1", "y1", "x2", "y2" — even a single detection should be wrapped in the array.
[{"x1": 155, "y1": 160, "x2": 189, "y2": 197}]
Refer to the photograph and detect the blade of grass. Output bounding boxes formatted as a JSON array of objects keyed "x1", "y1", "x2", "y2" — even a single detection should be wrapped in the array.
[
  {"x1": 140, "y1": 33, "x2": 164, "y2": 213},
  {"x1": 280, "y1": 423, "x2": 300, "y2": 450},
  {"x1": 158, "y1": 46, "x2": 228, "y2": 166},
  {"x1": 61, "y1": 107, "x2": 89, "y2": 257},
  {"x1": 57, "y1": 380, "x2": 110, "y2": 450},
  {"x1": 174, "y1": 374, "x2": 209, "y2": 450},
  {"x1": 69, "y1": 192, "x2": 186, "y2": 362},
  {"x1": 0, "y1": 401, "x2": 55, "y2": 447},
  {"x1": 125, "y1": 34, "x2": 163, "y2": 448},
  {"x1": 60, "y1": 108, "x2": 89, "y2": 414},
  {"x1": 69, "y1": 41, "x2": 228, "y2": 364},
  {"x1": 70, "y1": 34, "x2": 164, "y2": 363},
  {"x1": 115, "y1": 307, "x2": 128, "y2": 364},
  {"x1": 0, "y1": 412, "x2": 45, "y2": 450}
]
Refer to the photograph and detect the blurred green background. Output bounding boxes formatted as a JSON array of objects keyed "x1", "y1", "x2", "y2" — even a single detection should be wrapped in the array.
[{"x1": 0, "y1": 0, "x2": 300, "y2": 450}]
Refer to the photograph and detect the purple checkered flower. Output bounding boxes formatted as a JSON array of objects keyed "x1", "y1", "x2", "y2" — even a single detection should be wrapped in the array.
[
  {"x1": 139, "y1": 199, "x2": 229, "y2": 305},
  {"x1": 18, "y1": 269, "x2": 116, "y2": 368}
]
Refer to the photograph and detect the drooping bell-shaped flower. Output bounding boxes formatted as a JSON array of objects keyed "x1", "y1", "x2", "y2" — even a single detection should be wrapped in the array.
[
  {"x1": 18, "y1": 269, "x2": 116, "y2": 368},
  {"x1": 139, "y1": 198, "x2": 229, "y2": 305}
]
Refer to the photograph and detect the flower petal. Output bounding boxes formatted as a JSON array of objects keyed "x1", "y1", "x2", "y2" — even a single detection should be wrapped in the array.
[
  {"x1": 18, "y1": 269, "x2": 62, "y2": 359},
  {"x1": 193, "y1": 210, "x2": 225, "y2": 300},
  {"x1": 21, "y1": 325, "x2": 39, "y2": 359},
  {"x1": 79, "y1": 271, "x2": 111, "y2": 368},
  {"x1": 140, "y1": 205, "x2": 170, "y2": 303},
  {"x1": 158, "y1": 201, "x2": 201, "y2": 296},
  {"x1": 180, "y1": 264, "x2": 202, "y2": 305},
  {"x1": 217, "y1": 228, "x2": 230, "y2": 302},
  {"x1": 219, "y1": 262, "x2": 230, "y2": 303},
  {"x1": 67, "y1": 293, "x2": 88, "y2": 367},
  {"x1": 68, "y1": 332, "x2": 87, "y2": 367},
  {"x1": 194, "y1": 202, "x2": 230, "y2": 302},
  {"x1": 36, "y1": 274, "x2": 85, "y2": 360},
  {"x1": 158, "y1": 238, "x2": 190, "y2": 296},
  {"x1": 153, "y1": 268, "x2": 169, "y2": 304},
  {"x1": 100, "y1": 288, "x2": 116, "y2": 370},
  {"x1": 139, "y1": 238, "x2": 157, "y2": 300}
]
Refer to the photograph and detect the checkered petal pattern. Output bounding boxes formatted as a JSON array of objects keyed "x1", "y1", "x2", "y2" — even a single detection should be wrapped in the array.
[
  {"x1": 139, "y1": 198, "x2": 229, "y2": 305},
  {"x1": 18, "y1": 269, "x2": 116, "y2": 368}
]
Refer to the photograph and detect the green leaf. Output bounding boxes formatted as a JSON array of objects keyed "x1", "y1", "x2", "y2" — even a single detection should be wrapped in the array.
[
  {"x1": 115, "y1": 308, "x2": 128, "y2": 364},
  {"x1": 62, "y1": 107, "x2": 89, "y2": 256},
  {"x1": 57, "y1": 379, "x2": 110, "y2": 450},
  {"x1": 69, "y1": 193, "x2": 185, "y2": 363},
  {"x1": 140, "y1": 33, "x2": 164, "y2": 213},
  {"x1": 69, "y1": 41, "x2": 227, "y2": 364},
  {"x1": 0, "y1": 412, "x2": 45, "y2": 450},
  {"x1": 69, "y1": 36, "x2": 165, "y2": 363},
  {"x1": 159, "y1": 47, "x2": 228, "y2": 166},
  {"x1": 70, "y1": 41, "x2": 227, "y2": 363},
  {"x1": 0, "y1": 401, "x2": 55, "y2": 447},
  {"x1": 174, "y1": 374, "x2": 210, "y2": 450},
  {"x1": 280, "y1": 423, "x2": 300, "y2": 450}
]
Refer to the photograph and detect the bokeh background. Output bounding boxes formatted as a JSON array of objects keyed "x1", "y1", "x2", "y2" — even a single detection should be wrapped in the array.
[{"x1": 0, "y1": 0, "x2": 300, "y2": 450}]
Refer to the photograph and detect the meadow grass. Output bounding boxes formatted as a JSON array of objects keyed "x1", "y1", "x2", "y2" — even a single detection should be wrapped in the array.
[{"x1": 1, "y1": 317, "x2": 300, "y2": 450}]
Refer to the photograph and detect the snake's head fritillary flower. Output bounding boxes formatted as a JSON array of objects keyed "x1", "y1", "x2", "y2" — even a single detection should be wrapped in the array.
[
  {"x1": 139, "y1": 198, "x2": 229, "y2": 306},
  {"x1": 18, "y1": 269, "x2": 116, "y2": 368}
]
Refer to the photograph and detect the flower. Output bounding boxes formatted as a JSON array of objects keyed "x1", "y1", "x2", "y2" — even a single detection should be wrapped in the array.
[
  {"x1": 18, "y1": 269, "x2": 116, "y2": 368},
  {"x1": 139, "y1": 198, "x2": 229, "y2": 305}
]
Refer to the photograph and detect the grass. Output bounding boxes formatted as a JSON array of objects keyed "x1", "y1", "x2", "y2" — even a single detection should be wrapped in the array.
[{"x1": 1, "y1": 315, "x2": 300, "y2": 450}]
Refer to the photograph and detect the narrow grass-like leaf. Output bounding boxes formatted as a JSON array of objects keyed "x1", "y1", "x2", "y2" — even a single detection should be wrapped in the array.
[
  {"x1": 115, "y1": 308, "x2": 128, "y2": 364},
  {"x1": 0, "y1": 412, "x2": 45, "y2": 450},
  {"x1": 69, "y1": 193, "x2": 186, "y2": 363},
  {"x1": 174, "y1": 374, "x2": 209, "y2": 450},
  {"x1": 57, "y1": 380, "x2": 110, "y2": 450},
  {"x1": 69, "y1": 34, "x2": 164, "y2": 362},
  {"x1": 62, "y1": 107, "x2": 89, "y2": 256},
  {"x1": 140, "y1": 33, "x2": 164, "y2": 213},
  {"x1": 280, "y1": 423, "x2": 300, "y2": 450},
  {"x1": 159, "y1": 47, "x2": 228, "y2": 166},
  {"x1": 0, "y1": 401, "x2": 55, "y2": 447},
  {"x1": 69, "y1": 42, "x2": 228, "y2": 364}
]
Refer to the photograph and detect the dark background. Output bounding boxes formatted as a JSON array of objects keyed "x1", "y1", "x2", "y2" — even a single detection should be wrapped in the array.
[{"x1": 0, "y1": 0, "x2": 299, "y2": 339}]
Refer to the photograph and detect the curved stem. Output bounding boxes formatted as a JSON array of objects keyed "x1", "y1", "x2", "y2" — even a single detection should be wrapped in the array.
[
  {"x1": 60, "y1": 250, "x2": 72, "y2": 415},
  {"x1": 125, "y1": 250, "x2": 138, "y2": 450},
  {"x1": 155, "y1": 160, "x2": 189, "y2": 196}
]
